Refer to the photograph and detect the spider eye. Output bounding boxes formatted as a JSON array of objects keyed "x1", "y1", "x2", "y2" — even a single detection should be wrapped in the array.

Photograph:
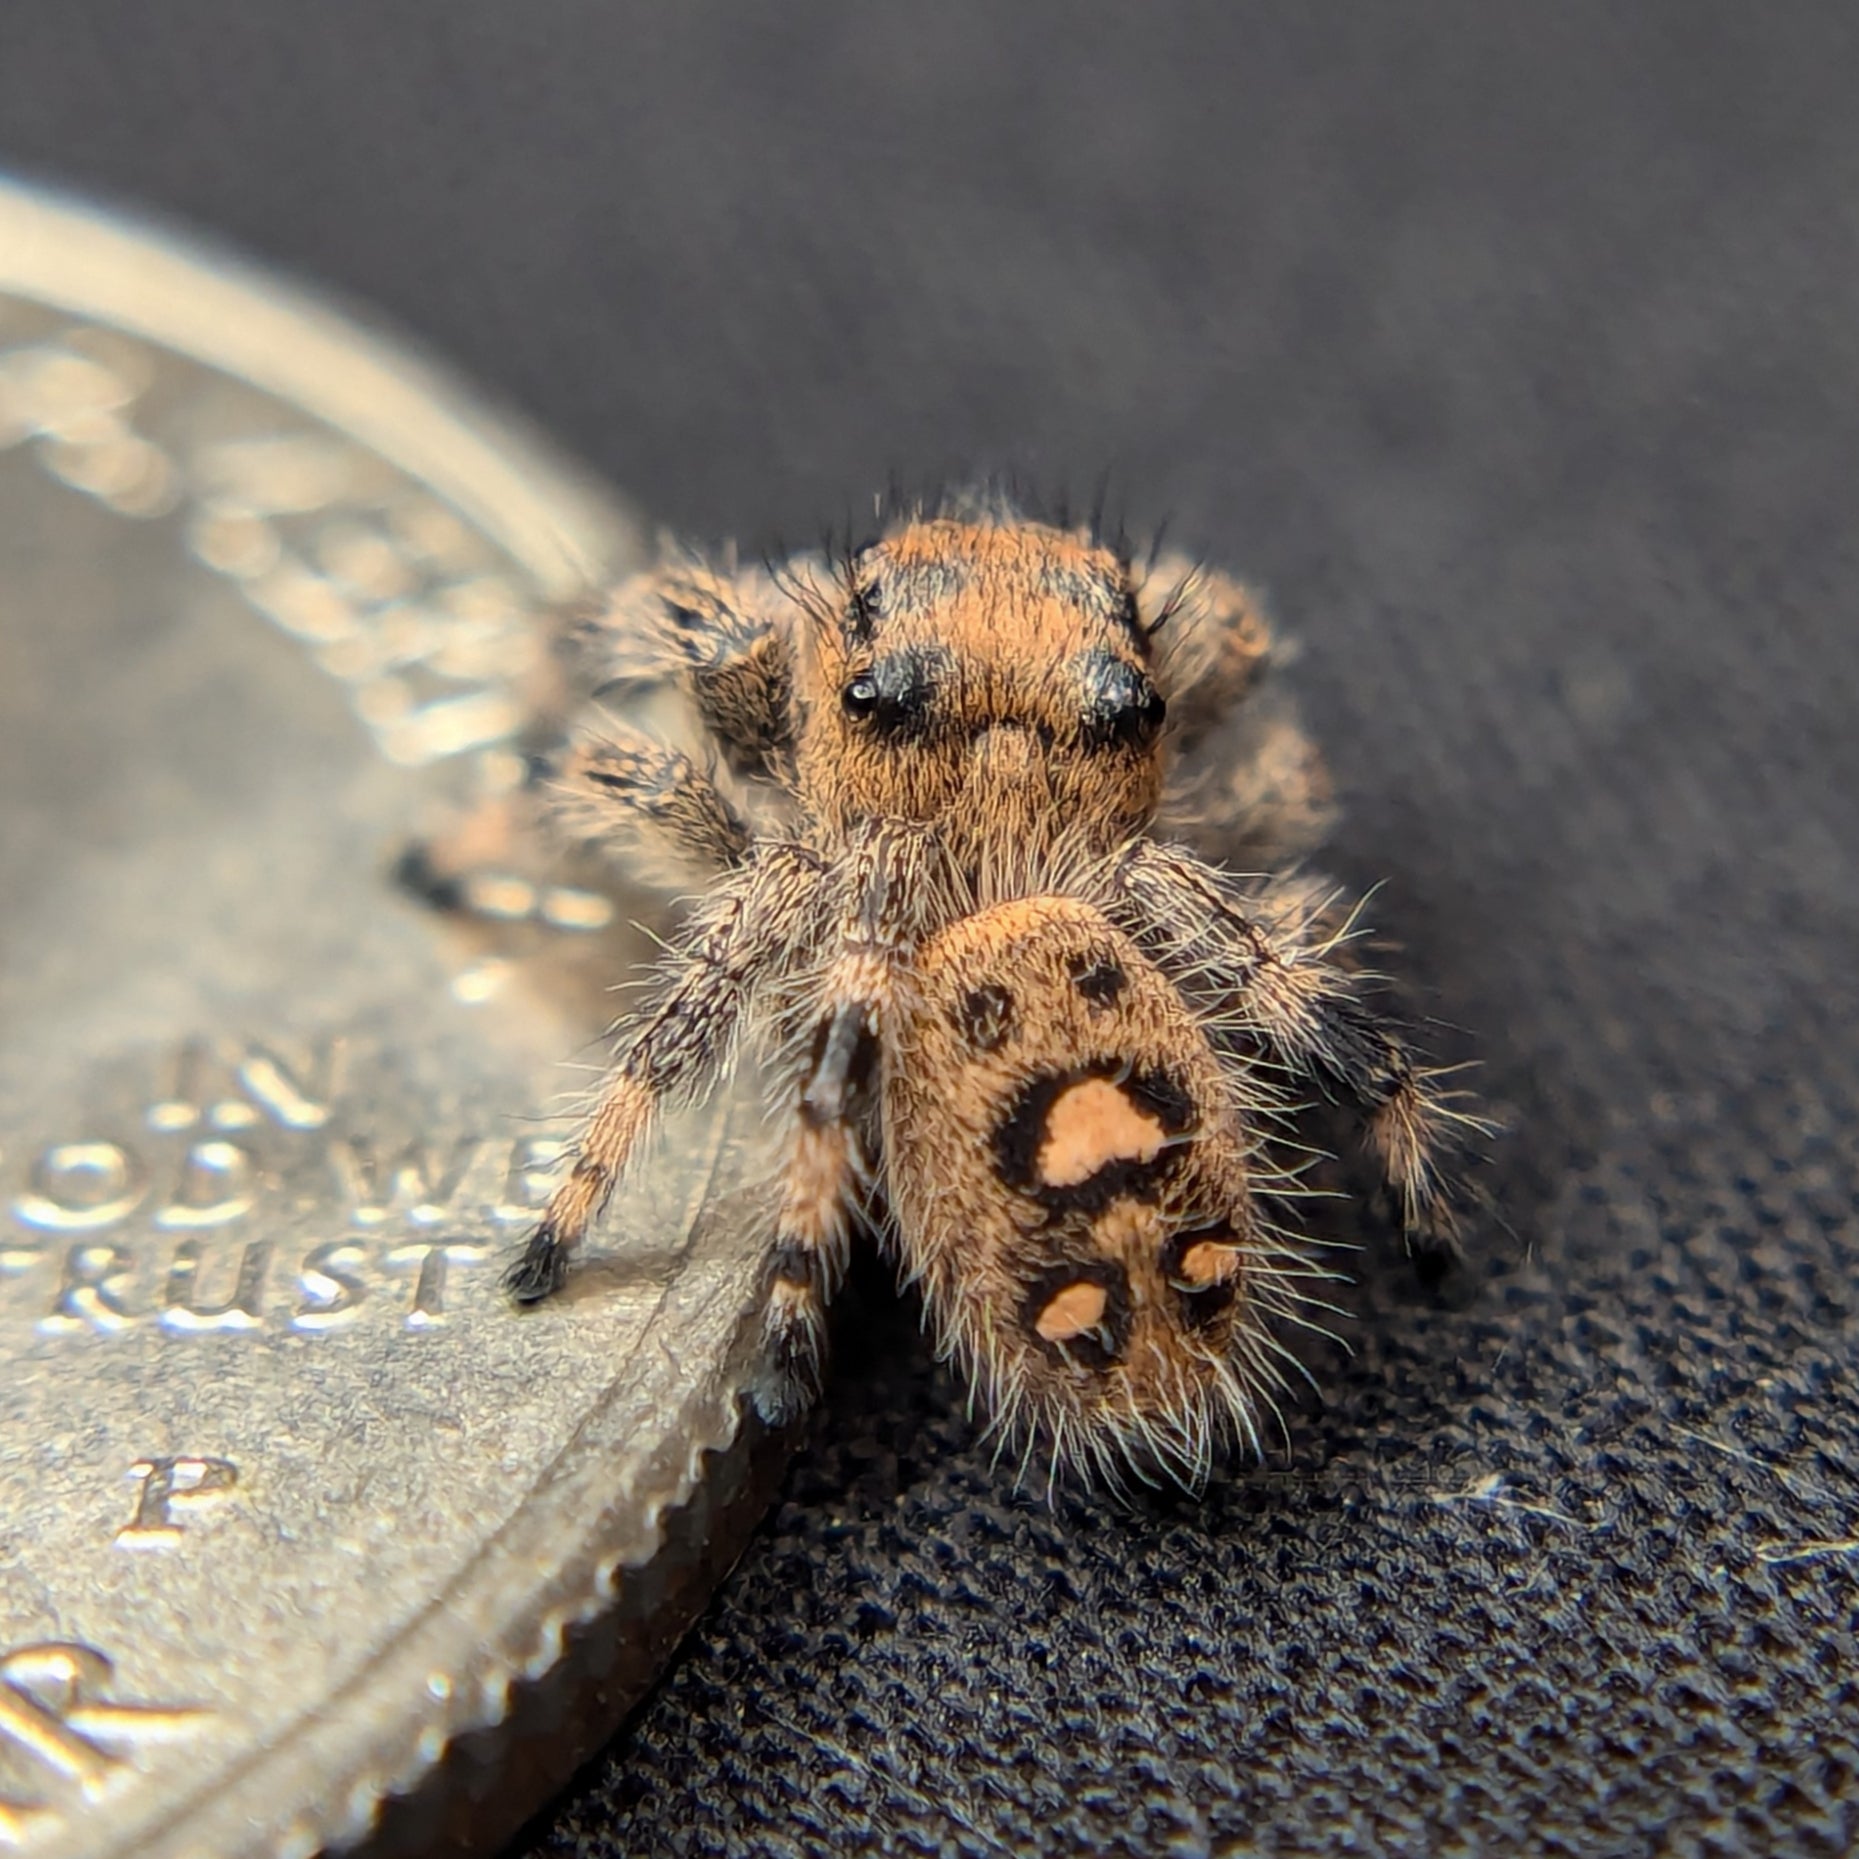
[
  {"x1": 1080, "y1": 654, "x2": 1167, "y2": 751},
  {"x1": 841, "y1": 648, "x2": 945, "y2": 738},
  {"x1": 1132, "y1": 684, "x2": 1168, "y2": 739}
]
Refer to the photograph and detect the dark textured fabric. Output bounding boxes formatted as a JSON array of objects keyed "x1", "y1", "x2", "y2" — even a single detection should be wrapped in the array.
[{"x1": 6, "y1": 8, "x2": 1857, "y2": 1854}]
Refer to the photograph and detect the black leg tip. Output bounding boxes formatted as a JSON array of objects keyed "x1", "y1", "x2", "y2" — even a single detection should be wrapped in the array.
[
  {"x1": 1409, "y1": 1240, "x2": 1456, "y2": 1289},
  {"x1": 1405, "y1": 1200, "x2": 1466, "y2": 1287},
  {"x1": 393, "y1": 840, "x2": 467, "y2": 914},
  {"x1": 751, "y1": 1310, "x2": 826, "y2": 1426},
  {"x1": 750, "y1": 1363, "x2": 821, "y2": 1427},
  {"x1": 504, "y1": 1230, "x2": 569, "y2": 1305}
]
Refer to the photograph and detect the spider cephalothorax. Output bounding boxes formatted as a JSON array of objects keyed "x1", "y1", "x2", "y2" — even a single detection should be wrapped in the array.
[
  {"x1": 792, "y1": 516, "x2": 1171, "y2": 856},
  {"x1": 489, "y1": 496, "x2": 1475, "y2": 1490}
]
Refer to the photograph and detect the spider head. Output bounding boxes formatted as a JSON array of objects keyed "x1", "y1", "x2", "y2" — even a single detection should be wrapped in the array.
[{"x1": 794, "y1": 516, "x2": 1169, "y2": 848}]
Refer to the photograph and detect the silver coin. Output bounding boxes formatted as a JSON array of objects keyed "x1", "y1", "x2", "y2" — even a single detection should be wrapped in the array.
[{"x1": 0, "y1": 180, "x2": 785, "y2": 1858}]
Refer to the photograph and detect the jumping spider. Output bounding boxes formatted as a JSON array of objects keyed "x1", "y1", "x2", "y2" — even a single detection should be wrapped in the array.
[{"x1": 490, "y1": 494, "x2": 1476, "y2": 1489}]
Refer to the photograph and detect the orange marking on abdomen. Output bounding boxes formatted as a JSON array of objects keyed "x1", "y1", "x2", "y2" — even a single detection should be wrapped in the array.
[
  {"x1": 1036, "y1": 1077, "x2": 1166, "y2": 1188},
  {"x1": 1034, "y1": 1279, "x2": 1109, "y2": 1343},
  {"x1": 1176, "y1": 1239, "x2": 1239, "y2": 1287}
]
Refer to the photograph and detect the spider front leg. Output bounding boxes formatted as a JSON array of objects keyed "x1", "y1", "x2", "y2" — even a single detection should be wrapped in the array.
[
  {"x1": 1113, "y1": 841, "x2": 1478, "y2": 1261},
  {"x1": 561, "y1": 551, "x2": 794, "y2": 777},
  {"x1": 543, "y1": 725, "x2": 751, "y2": 884},
  {"x1": 505, "y1": 840, "x2": 826, "y2": 1303},
  {"x1": 401, "y1": 562, "x2": 779, "y2": 920},
  {"x1": 1137, "y1": 554, "x2": 1273, "y2": 752},
  {"x1": 754, "y1": 820, "x2": 939, "y2": 1415},
  {"x1": 1154, "y1": 683, "x2": 1338, "y2": 868}
]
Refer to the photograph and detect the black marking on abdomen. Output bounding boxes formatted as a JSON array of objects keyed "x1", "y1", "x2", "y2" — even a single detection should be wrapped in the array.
[
  {"x1": 1067, "y1": 948, "x2": 1128, "y2": 1008},
  {"x1": 954, "y1": 982, "x2": 1016, "y2": 1053},
  {"x1": 1020, "y1": 1258, "x2": 1132, "y2": 1369},
  {"x1": 1162, "y1": 1220, "x2": 1242, "y2": 1330},
  {"x1": 993, "y1": 1060, "x2": 1195, "y2": 1213}
]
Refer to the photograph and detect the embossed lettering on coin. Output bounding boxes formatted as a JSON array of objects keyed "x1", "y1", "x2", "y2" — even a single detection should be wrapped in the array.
[
  {"x1": 0, "y1": 1643, "x2": 209, "y2": 1836},
  {"x1": 116, "y1": 1460, "x2": 240, "y2": 1550}
]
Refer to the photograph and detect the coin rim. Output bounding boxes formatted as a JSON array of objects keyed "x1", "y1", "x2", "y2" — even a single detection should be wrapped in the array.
[{"x1": 0, "y1": 174, "x2": 630, "y2": 601}]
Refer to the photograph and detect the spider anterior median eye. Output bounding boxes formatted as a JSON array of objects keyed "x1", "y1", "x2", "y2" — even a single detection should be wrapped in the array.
[{"x1": 842, "y1": 674, "x2": 880, "y2": 717}]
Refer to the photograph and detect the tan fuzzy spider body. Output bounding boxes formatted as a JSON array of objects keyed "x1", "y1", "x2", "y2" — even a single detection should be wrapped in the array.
[{"x1": 493, "y1": 496, "x2": 1472, "y2": 1490}]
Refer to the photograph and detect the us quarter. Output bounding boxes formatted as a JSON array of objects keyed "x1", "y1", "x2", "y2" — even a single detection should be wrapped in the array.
[{"x1": 0, "y1": 179, "x2": 786, "y2": 1858}]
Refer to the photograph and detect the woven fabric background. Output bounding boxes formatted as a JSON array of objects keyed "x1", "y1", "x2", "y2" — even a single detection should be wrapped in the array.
[{"x1": 5, "y1": 8, "x2": 1856, "y2": 1854}]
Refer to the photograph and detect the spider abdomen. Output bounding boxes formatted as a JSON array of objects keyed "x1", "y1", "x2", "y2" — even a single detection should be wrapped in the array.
[{"x1": 883, "y1": 895, "x2": 1302, "y2": 1484}]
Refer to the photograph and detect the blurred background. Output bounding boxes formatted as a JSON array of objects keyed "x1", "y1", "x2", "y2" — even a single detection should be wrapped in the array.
[{"x1": 5, "y1": 6, "x2": 1856, "y2": 1854}]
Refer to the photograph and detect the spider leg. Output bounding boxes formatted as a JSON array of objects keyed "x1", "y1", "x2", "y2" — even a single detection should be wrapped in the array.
[
  {"x1": 1136, "y1": 554, "x2": 1273, "y2": 752},
  {"x1": 505, "y1": 840, "x2": 826, "y2": 1302},
  {"x1": 399, "y1": 560, "x2": 781, "y2": 920},
  {"x1": 1154, "y1": 683, "x2": 1337, "y2": 868},
  {"x1": 1111, "y1": 840, "x2": 1478, "y2": 1261},
  {"x1": 798, "y1": 822, "x2": 938, "y2": 1121},
  {"x1": 543, "y1": 726, "x2": 751, "y2": 882},
  {"x1": 561, "y1": 551, "x2": 793, "y2": 777},
  {"x1": 753, "y1": 820, "x2": 939, "y2": 1411},
  {"x1": 754, "y1": 1117, "x2": 868, "y2": 1422}
]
